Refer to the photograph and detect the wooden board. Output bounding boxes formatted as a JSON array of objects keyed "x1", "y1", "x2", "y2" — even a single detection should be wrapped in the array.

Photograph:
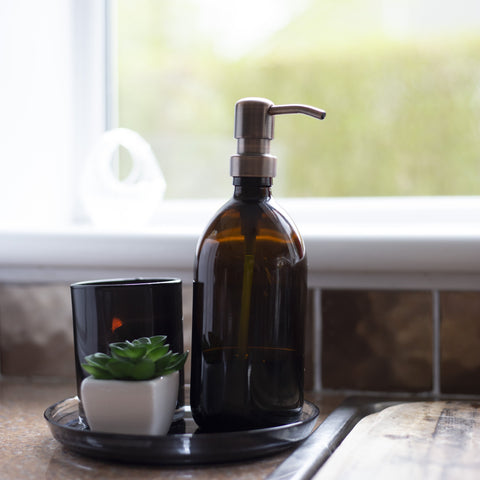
[{"x1": 313, "y1": 401, "x2": 480, "y2": 480}]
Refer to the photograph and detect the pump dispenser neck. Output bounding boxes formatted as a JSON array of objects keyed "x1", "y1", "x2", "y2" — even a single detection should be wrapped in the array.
[
  {"x1": 233, "y1": 177, "x2": 272, "y2": 201},
  {"x1": 230, "y1": 97, "x2": 326, "y2": 178}
]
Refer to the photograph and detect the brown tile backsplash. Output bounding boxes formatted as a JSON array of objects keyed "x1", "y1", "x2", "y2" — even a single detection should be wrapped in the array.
[
  {"x1": 440, "y1": 291, "x2": 480, "y2": 395},
  {"x1": 321, "y1": 290, "x2": 433, "y2": 392},
  {"x1": 2, "y1": 283, "x2": 480, "y2": 397},
  {"x1": 0, "y1": 284, "x2": 75, "y2": 377}
]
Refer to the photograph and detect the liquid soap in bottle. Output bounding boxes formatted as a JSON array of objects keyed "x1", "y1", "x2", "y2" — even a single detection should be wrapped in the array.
[{"x1": 191, "y1": 98, "x2": 326, "y2": 431}]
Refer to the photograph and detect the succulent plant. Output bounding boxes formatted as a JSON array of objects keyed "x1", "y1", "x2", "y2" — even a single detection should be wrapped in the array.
[{"x1": 82, "y1": 335, "x2": 188, "y2": 381}]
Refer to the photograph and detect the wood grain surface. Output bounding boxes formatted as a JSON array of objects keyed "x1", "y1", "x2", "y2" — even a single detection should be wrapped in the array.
[{"x1": 313, "y1": 401, "x2": 480, "y2": 480}]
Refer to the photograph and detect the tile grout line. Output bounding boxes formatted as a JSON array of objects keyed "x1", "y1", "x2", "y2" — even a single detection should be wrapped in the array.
[
  {"x1": 313, "y1": 288, "x2": 322, "y2": 392},
  {"x1": 432, "y1": 290, "x2": 441, "y2": 396}
]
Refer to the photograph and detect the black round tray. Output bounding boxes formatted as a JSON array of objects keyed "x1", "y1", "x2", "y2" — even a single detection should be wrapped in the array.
[{"x1": 44, "y1": 397, "x2": 319, "y2": 465}]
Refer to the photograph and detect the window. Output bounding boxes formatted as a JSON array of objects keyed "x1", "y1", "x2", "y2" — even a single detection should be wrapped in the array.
[
  {"x1": 1, "y1": 0, "x2": 480, "y2": 286},
  {"x1": 2, "y1": 0, "x2": 479, "y2": 230},
  {"x1": 116, "y1": 0, "x2": 480, "y2": 199}
]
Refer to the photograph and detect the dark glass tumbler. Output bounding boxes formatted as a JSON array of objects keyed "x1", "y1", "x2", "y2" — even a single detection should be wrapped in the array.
[{"x1": 71, "y1": 278, "x2": 184, "y2": 420}]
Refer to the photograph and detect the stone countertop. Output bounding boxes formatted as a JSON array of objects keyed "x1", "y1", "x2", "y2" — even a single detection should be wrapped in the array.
[{"x1": 0, "y1": 378, "x2": 343, "y2": 480}]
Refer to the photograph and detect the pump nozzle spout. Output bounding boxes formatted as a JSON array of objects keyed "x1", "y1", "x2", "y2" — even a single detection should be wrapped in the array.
[
  {"x1": 268, "y1": 103, "x2": 326, "y2": 120},
  {"x1": 230, "y1": 97, "x2": 326, "y2": 178}
]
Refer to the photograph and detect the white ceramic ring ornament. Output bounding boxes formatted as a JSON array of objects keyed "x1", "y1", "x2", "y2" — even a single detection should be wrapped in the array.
[{"x1": 80, "y1": 128, "x2": 166, "y2": 227}]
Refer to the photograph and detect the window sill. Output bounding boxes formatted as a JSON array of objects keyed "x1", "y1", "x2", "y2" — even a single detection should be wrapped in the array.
[{"x1": 1, "y1": 197, "x2": 480, "y2": 289}]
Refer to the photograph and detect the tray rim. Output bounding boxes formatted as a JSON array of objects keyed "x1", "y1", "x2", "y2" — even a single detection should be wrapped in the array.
[{"x1": 44, "y1": 397, "x2": 320, "y2": 465}]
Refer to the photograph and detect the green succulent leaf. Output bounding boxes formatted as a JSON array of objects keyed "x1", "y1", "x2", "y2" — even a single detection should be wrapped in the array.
[
  {"x1": 132, "y1": 337, "x2": 151, "y2": 346},
  {"x1": 84, "y1": 352, "x2": 111, "y2": 368},
  {"x1": 147, "y1": 344, "x2": 169, "y2": 362},
  {"x1": 153, "y1": 350, "x2": 173, "y2": 372},
  {"x1": 82, "y1": 363, "x2": 114, "y2": 379},
  {"x1": 167, "y1": 351, "x2": 189, "y2": 371},
  {"x1": 155, "y1": 351, "x2": 188, "y2": 377},
  {"x1": 111, "y1": 343, "x2": 147, "y2": 360},
  {"x1": 110, "y1": 341, "x2": 131, "y2": 349},
  {"x1": 130, "y1": 358, "x2": 155, "y2": 380},
  {"x1": 108, "y1": 342, "x2": 130, "y2": 359},
  {"x1": 82, "y1": 335, "x2": 188, "y2": 381},
  {"x1": 150, "y1": 335, "x2": 167, "y2": 346},
  {"x1": 106, "y1": 358, "x2": 134, "y2": 379}
]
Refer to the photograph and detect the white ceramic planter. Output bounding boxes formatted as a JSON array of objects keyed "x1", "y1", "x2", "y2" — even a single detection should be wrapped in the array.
[{"x1": 80, "y1": 371, "x2": 179, "y2": 435}]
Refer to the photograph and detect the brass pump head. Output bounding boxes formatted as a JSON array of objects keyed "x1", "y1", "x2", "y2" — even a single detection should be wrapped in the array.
[{"x1": 230, "y1": 97, "x2": 326, "y2": 177}]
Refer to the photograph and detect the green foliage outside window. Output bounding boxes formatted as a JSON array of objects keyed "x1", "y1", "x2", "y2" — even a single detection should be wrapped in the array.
[{"x1": 117, "y1": 0, "x2": 480, "y2": 198}]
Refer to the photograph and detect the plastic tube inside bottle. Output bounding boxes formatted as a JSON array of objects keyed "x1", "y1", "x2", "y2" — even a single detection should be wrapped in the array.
[{"x1": 238, "y1": 220, "x2": 257, "y2": 357}]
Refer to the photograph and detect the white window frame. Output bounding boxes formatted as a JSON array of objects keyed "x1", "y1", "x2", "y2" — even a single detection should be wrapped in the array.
[
  {"x1": 0, "y1": 1, "x2": 480, "y2": 290},
  {"x1": 2, "y1": 196, "x2": 480, "y2": 290}
]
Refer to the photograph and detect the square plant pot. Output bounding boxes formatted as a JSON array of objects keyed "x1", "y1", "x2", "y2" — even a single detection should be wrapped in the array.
[{"x1": 81, "y1": 371, "x2": 179, "y2": 435}]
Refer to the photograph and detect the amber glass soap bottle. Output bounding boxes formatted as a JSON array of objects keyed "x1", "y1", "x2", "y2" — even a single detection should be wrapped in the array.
[{"x1": 191, "y1": 98, "x2": 326, "y2": 431}]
